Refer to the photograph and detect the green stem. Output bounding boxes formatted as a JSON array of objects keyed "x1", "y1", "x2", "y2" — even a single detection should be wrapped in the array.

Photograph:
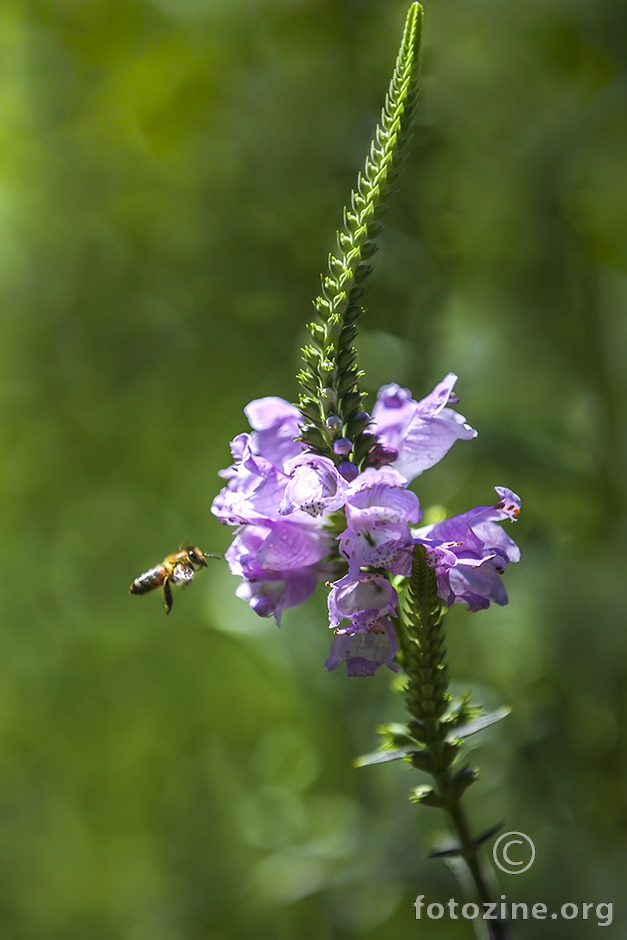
[
  {"x1": 436, "y1": 766, "x2": 508, "y2": 940},
  {"x1": 400, "y1": 546, "x2": 509, "y2": 940}
]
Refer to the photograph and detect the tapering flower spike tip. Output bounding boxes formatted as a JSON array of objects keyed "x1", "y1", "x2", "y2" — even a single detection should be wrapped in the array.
[{"x1": 297, "y1": 3, "x2": 425, "y2": 470}]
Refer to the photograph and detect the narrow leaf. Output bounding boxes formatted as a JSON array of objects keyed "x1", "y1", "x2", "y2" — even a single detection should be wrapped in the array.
[
  {"x1": 428, "y1": 843, "x2": 463, "y2": 859},
  {"x1": 447, "y1": 707, "x2": 511, "y2": 741},
  {"x1": 354, "y1": 747, "x2": 413, "y2": 768},
  {"x1": 474, "y1": 822, "x2": 505, "y2": 847}
]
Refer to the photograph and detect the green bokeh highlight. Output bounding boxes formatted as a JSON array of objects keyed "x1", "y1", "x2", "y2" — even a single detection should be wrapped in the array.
[{"x1": 0, "y1": 0, "x2": 625, "y2": 937}]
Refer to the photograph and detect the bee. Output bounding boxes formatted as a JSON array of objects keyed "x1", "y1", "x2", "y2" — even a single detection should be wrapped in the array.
[{"x1": 130, "y1": 545, "x2": 219, "y2": 614}]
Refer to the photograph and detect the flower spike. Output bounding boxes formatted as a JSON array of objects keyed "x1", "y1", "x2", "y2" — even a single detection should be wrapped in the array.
[
  {"x1": 212, "y1": 12, "x2": 520, "y2": 933},
  {"x1": 297, "y1": 4, "x2": 425, "y2": 468}
]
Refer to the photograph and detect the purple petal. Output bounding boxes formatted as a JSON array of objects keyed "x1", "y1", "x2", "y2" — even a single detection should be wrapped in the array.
[
  {"x1": 493, "y1": 486, "x2": 521, "y2": 521},
  {"x1": 328, "y1": 573, "x2": 398, "y2": 628},
  {"x1": 236, "y1": 566, "x2": 319, "y2": 625},
  {"x1": 413, "y1": 486, "x2": 521, "y2": 611},
  {"x1": 339, "y1": 481, "x2": 420, "y2": 574},
  {"x1": 280, "y1": 455, "x2": 347, "y2": 517},
  {"x1": 372, "y1": 375, "x2": 477, "y2": 482},
  {"x1": 212, "y1": 456, "x2": 290, "y2": 525},
  {"x1": 247, "y1": 399, "x2": 303, "y2": 467},
  {"x1": 338, "y1": 461, "x2": 359, "y2": 482},
  {"x1": 449, "y1": 562, "x2": 510, "y2": 610},
  {"x1": 414, "y1": 373, "x2": 460, "y2": 417},
  {"x1": 257, "y1": 521, "x2": 331, "y2": 569},
  {"x1": 325, "y1": 618, "x2": 399, "y2": 676},
  {"x1": 244, "y1": 397, "x2": 301, "y2": 430},
  {"x1": 226, "y1": 523, "x2": 323, "y2": 625},
  {"x1": 346, "y1": 482, "x2": 421, "y2": 524}
]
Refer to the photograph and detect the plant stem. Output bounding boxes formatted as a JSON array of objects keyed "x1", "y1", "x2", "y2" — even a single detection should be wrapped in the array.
[
  {"x1": 400, "y1": 546, "x2": 509, "y2": 940},
  {"x1": 434, "y1": 764, "x2": 509, "y2": 940}
]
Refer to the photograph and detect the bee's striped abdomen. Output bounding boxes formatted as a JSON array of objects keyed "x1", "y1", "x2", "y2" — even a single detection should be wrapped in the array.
[{"x1": 129, "y1": 565, "x2": 165, "y2": 595}]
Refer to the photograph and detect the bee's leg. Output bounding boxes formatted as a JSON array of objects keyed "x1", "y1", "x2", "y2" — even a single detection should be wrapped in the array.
[{"x1": 163, "y1": 579, "x2": 173, "y2": 615}]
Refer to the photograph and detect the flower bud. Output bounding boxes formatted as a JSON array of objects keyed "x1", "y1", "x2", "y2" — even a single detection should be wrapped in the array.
[
  {"x1": 338, "y1": 461, "x2": 359, "y2": 482},
  {"x1": 367, "y1": 442, "x2": 399, "y2": 468},
  {"x1": 250, "y1": 595, "x2": 274, "y2": 618},
  {"x1": 333, "y1": 438, "x2": 352, "y2": 456}
]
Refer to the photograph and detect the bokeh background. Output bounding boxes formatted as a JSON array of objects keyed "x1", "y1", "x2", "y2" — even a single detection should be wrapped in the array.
[{"x1": 1, "y1": 0, "x2": 626, "y2": 937}]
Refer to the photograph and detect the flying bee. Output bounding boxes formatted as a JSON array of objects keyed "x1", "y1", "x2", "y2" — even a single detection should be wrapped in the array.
[{"x1": 130, "y1": 545, "x2": 219, "y2": 614}]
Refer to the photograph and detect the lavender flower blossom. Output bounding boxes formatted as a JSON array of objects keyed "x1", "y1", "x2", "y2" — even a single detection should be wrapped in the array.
[
  {"x1": 225, "y1": 524, "x2": 322, "y2": 624},
  {"x1": 324, "y1": 573, "x2": 400, "y2": 677},
  {"x1": 328, "y1": 571, "x2": 398, "y2": 631},
  {"x1": 213, "y1": 397, "x2": 333, "y2": 623},
  {"x1": 339, "y1": 469, "x2": 421, "y2": 576},
  {"x1": 213, "y1": 383, "x2": 520, "y2": 673},
  {"x1": 371, "y1": 373, "x2": 477, "y2": 482},
  {"x1": 279, "y1": 454, "x2": 347, "y2": 517},
  {"x1": 324, "y1": 618, "x2": 399, "y2": 677},
  {"x1": 413, "y1": 486, "x2": 521, "y2": 611}
]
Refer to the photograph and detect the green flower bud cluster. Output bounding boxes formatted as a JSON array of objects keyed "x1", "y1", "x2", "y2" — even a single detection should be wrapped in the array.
[{"x1": 297, "y1": 3, "x2": 424, "y2": 466}]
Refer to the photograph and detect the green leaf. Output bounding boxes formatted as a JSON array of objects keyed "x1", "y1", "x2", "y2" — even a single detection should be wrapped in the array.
[
  {"x1": 428, "y1": 842, "x2": 462, "y2": 859},
  {"x1": 474, "y1": 822, "x2": 505, "y2": 847},
  {"x1": 353, "y1": 747, "x2": 414, "y2": 768},
  {"x1": 446, "y1": 707, "x2": 511, "y2": 741},
  {"x1": 375, "y1": 721, "x2": 415, "y2": 748}
]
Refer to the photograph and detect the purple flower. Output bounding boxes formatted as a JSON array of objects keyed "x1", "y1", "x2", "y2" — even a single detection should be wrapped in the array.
[
  {"x1": 213, "y1": 397, "x2": 336, "y2": 622},
  {"x1": 325, "y1": 617, "x2": 399, "y2": 677},
  {"x1": 325, "y1": 570, "x2": 399, "y2": 676},
  {"x1": 225, "y1": 523, "x2": 329, "y2": 624},
  {"x1": 328, "y1": 571, "x2": 398, "y2": 631},
  {"x1": 213, "y1": 398, "x2": 306, "y2": 526},
  {"x1": 339, "y1": 469, "x2": 421, "y2": 575},
  {"x1": 413, "y1": 487, "x2": 521, "y2": 611},
  {"x1": 213, "y1": 444, "x2": 291, "y2": 525},
  {"x1": 243, "y1": 397, "x2": 303, "y2": 466},
  {"x1": 279, "y1": 454, "x2": 348, "y2": 517},
  {"x1": 213, "y1": 385, "x2": 521, "y2": 676},
  {"x1": 371, "y1": 373, "x2": 477, "y2": 482}
]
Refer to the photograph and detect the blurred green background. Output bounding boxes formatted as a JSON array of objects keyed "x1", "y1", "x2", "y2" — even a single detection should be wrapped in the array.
[{"x1": 1, "y1": 0, "x2": 626, "y2": 937}]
